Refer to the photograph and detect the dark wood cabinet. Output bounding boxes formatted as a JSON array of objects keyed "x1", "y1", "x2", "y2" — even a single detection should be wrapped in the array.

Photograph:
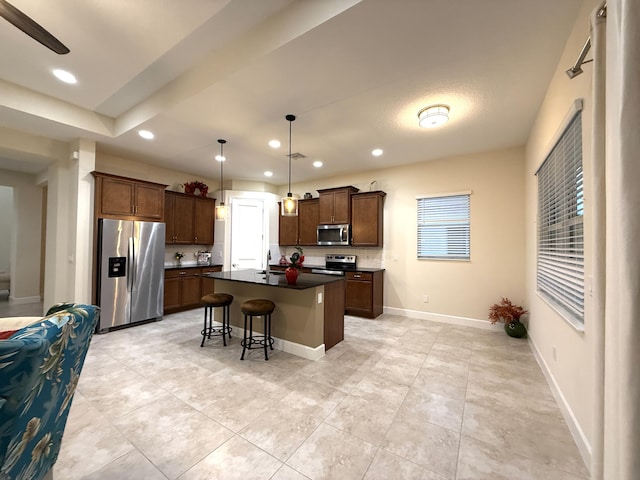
[
  {"x1": 200, "y1": 265, "x2": 223, "y2": 296},
  {"x1": 164, "y1": 268, "x2": 201, "y2": 313},
  {"x1": 318, "y1": 186, "x2": 359, "y2": 225},
  {"x1": 278, "y1": 202, "x2": 299, "y2": 246},
  {"x1": 164, "y1": 265, "x2": 222, "y2": 314},
  {"x1": 194, "y1": 197, "x2": 215, "y2": 245},
  {"x1": 345, "y1": 270, "x2": 384, "y2": 318},
  {"x1": 93, "y1": 172, "x2": 167, "y2": 221},
  {"x1": 351, "y1": 191, "x2": 386, "y2": 247},
  {"x1": 165, "y1": 192, "x2": 215, "y2": 245},
  {"x1": 278, "y1": 198, "x2": 318, "y2": 246},
  {"x1": 298, "y1": 199, "x2": 319, "y2": 245}
]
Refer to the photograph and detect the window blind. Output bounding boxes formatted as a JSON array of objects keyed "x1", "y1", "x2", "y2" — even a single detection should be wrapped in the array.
[
  {"x1": 536, "y1": 112, "x2": 584, "y2": 321},
  {"x1": 417, "y1": 194, "x2": 470, "y2": 260}
]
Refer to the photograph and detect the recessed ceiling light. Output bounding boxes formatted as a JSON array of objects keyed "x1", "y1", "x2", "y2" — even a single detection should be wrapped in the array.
[
  {"x1": 313, "y1": 161, "x2": 323, "y2": 168},
  {"x1": 53, "y1": 69, "x2": 77, "y2": 84},
  {"x1": 268, "y1": 140, "x2": 281, "y2": 149},
  {"x1": 138, "y1": 130, "x2": 154, "y2": 140},
  {"x1": 372, "y1": 148, "x2": 383, "y2": 157},
  {"x1": 215, "y1": 154, "x2": 225, "y2": 161},
  {"x1": 264, "y1": 171, "x2": 273, "y2": 177}
]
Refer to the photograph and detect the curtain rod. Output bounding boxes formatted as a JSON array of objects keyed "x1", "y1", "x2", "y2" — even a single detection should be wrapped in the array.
[{"x1": 565, "y1": 3, "x2": 607, "y2": 79}]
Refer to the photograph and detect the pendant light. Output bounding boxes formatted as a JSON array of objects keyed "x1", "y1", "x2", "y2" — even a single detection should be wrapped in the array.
[
  {"x1": 215, "y1": 139, "x2": 228, "y2": 221},
  {"x1": 281, "y1": 114, "x2": 298, "y2": 216}
]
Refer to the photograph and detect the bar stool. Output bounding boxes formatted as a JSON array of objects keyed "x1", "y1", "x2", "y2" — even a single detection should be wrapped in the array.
[
  {"x1": 200, "y1": 293, "x2": 233, "y2": 347},
  {"x1": 240, "y1": 299, "x2": 275, "y2": 360}
]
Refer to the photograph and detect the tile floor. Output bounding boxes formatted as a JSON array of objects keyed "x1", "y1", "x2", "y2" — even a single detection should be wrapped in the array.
[{"x1": 47, "y1": 307, "x2": 589, "y2": 480}]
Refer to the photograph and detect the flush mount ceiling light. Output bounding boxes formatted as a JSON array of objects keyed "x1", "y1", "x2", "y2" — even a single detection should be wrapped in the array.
[
  {"x1": 418, "y1": 104, "x2": 450, "y2": 128},
  {"x1": 215, "y1": 139, "x2": 228, "y2": 221},
  {"x1": 138, "y1": 130, "x2": 154, "y2": 140},
  {"x1": 52, "y1": 68, "x2": 76, "y2": 84},
  {"x1": 281, "y1": 114, "x2": 298, "y2": 216}
]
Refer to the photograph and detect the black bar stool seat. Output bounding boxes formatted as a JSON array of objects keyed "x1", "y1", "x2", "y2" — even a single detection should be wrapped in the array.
[
  {"x1": 240, "y1": 299, "x2": 275, "y2": 360},
  {"x1": 200, "y1": 293, "x2": 233, "y2": 347}
]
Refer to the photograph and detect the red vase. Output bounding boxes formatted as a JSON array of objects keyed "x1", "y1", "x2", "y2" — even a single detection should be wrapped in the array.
[
  {"x1": 285, "y1": 266, "x2": 299, "y2": 285},
  {"x1": 299, "y1": 255, "x2": 304, "y2": 266}
]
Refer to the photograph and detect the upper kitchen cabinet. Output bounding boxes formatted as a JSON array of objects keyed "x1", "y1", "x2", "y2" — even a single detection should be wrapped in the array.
[
  {"x1": 194, "y1": 197, "x2": 215, "y2": 245},
  {"x1": 298, "y1": 198, "x2": 319, "y2": 245},
  {"x1": 278, "y1": 198, "x2": 319, "y2": 246},
  {"x1": 318, "y1": 186, "x2": 359, "y2": 225},
  {"x1": 351, "y1": 191, "x2": 386, "y2": 247},
  {"x1": 278, "y1": 201, "x2": 298, "y2": 246},
  {"x1": 93, "y1": 172, "x2": 167, "y2": 221},
  {"x1": 165, "y1": 191, "x2": 216, "y2": 245}
]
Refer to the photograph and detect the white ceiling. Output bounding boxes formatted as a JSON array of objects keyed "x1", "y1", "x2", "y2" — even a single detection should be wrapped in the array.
[{"x1": 0, "y1": 0, "x2": 583, "y2": 185}]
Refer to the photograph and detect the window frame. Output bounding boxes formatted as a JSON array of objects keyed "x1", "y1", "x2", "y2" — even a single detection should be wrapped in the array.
[
  {"x1": 535, "y1": 101, "x2": 585, "y2": 327},
  {"x1": 416, "y1": 191, "x2": 471, "y2": 261}
]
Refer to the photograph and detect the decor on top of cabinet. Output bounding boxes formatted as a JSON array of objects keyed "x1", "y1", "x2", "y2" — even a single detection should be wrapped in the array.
[
  {"x1": 183, "y1": 181, "x2": 208, "y2": 197},
  {"x1": 488, "y1": 297, "x2": 528, "y2": 338}
]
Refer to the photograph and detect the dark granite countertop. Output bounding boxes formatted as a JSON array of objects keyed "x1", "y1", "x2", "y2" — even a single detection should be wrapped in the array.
[{"x1": 203, "y1": 269, "x2": 345, "y2": 290}]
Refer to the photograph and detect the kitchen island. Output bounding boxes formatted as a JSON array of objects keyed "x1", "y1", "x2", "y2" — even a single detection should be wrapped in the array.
[{"x1": 202, "y1": 269, "x2": 345, "y2": 360}]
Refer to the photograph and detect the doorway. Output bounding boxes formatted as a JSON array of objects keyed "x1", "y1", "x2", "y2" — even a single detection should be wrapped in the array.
[{"x1": 230, "y1": 197, "x2": 266, "y2": 270}]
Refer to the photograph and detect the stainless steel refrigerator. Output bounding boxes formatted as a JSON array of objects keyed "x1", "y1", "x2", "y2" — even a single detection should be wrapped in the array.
[{"x1": 96, "y1": 219, "x2": 165, "y2": 332}]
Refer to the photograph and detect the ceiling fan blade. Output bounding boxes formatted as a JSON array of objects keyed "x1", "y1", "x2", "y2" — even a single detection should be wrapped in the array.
[{"x1": 0, "y1": 0, "x2": 69, "y2": 54}]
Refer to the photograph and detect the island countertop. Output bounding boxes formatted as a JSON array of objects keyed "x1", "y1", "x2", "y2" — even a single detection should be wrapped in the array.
[{"x1": 202, "y1": 269, "x2": 344, "y2": 290}]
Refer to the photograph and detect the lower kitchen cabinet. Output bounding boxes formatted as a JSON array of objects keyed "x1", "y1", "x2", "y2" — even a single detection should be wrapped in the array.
[
  {"x1": 345, "y1": 270, "x2": 384, "y2": 318},
  {"x1": 200, "y1": 265, "x2": 223, "y2": 296},
  {"x1": 164, "y1": 266, "x2": 222, "y2": 314}
]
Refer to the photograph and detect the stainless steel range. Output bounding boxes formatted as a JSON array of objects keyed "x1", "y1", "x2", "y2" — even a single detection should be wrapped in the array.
[{"x1": 311, "y1": 254, "x2": 357, "y2": 276}]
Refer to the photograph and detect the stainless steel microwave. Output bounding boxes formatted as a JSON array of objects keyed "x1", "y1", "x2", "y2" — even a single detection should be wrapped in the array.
[{"x1": 317, "y1": 224, "x2": 351, "y2": 246}]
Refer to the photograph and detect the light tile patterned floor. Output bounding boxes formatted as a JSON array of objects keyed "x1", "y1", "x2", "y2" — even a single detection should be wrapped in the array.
[{"x1": 51, "y1": 309, "x2": 589, "y2": 480}]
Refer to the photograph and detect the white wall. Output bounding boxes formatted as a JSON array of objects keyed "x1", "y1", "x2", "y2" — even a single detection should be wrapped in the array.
[
  {"x1": 0, "y1": 170, "x2": 44, "y2": 302},
  {"x1": 523, "y1": 0, "x2": 601, "y2": 462},
  {"x1": 0, "y1": 186, "x2": 12, "y2": 273}
]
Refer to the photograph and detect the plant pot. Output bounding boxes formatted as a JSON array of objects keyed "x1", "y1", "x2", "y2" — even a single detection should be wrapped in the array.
[
  {"x1": 285, "y1": 266, "x2": 299, "y2": 285},
  {"x1": 504, "y1": 321, "x2": 527, "y2": 338}
]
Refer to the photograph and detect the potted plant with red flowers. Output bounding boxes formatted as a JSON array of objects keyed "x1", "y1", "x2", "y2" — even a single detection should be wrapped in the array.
[
  {"x1": 488, "y1": 297, "x2": 528, "y2": 338},
  {"x1": 285, "y1": 251, "x2": 302, "y2": 285}
]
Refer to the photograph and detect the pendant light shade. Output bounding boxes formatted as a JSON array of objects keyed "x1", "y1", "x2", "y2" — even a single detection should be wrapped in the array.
[
  {"x1": 281, "y1": 114, "x2": 298, "y2": 216},
  {"x1": 215, "y1": 139, "x2": 228, "y2": 221}
]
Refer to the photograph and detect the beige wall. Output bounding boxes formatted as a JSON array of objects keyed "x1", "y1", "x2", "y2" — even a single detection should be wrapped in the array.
[
  {"x1": 0, "y1": 170, "x2": 44, "y2": 302},
  {"x1": 290, "y1": 146, "x2": 526, "y2": 323},
  {"x1": 0, "y1": 186, "x2": 12, "y2": 273},
  {"x1": 523, "y1": 0, "x2": 601, "y2": 462}
]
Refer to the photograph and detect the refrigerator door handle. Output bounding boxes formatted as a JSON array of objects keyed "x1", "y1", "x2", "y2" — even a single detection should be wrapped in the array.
[{"x1": 128, "y1": 236, "x2": 135, "y2": 292}]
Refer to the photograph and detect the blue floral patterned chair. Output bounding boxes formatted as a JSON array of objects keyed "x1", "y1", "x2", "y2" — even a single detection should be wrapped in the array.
[{"x1": 0, "y1": 303, "x2": 99, "y2": 480}]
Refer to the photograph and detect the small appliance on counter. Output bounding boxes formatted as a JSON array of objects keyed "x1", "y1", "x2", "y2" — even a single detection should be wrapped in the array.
[
  {"x1": 197, "y1": 251, "x2": 212, "y2": 265},
  {"x1": 311, "y1": 254, "x2": 357, "y2": 276}
]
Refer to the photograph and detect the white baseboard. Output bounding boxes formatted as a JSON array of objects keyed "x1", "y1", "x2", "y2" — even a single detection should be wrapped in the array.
[
  {"x1": 383, "y1": 306, "x2": 503, "y2": 331},
  {"x1": 237, "y1": 325, "x2": 325, "y2": 361},
  {"x1": 528, "y1": 334, "x2": 592, "y2": 471},
  {"x1": 273, "y1": 337, "x2": 325, "y2": 361},
  {"x1": 7, "y1": 295, "x2": 41, "y2": 305}
]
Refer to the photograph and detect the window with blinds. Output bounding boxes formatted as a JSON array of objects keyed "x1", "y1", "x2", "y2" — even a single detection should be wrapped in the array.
[
  {"x1": 417, "y1": 194, "x2": 470, "y2": 260},
  {"x1": 536, "y1": 111, "x2": 584, "y2": 322}
]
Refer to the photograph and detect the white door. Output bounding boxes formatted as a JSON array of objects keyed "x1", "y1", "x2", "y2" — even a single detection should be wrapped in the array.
[{"x1": 230, "y1": 198, "x2": 265, "y2": 270}]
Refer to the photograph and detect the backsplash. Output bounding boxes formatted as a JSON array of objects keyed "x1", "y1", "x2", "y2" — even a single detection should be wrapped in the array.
[
  {"x1": 274, "y1": 246, "x2": 385, "y2": 269},
  {"x1": 164, "y1": 245, "x2": 209, "y2": 267}
]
